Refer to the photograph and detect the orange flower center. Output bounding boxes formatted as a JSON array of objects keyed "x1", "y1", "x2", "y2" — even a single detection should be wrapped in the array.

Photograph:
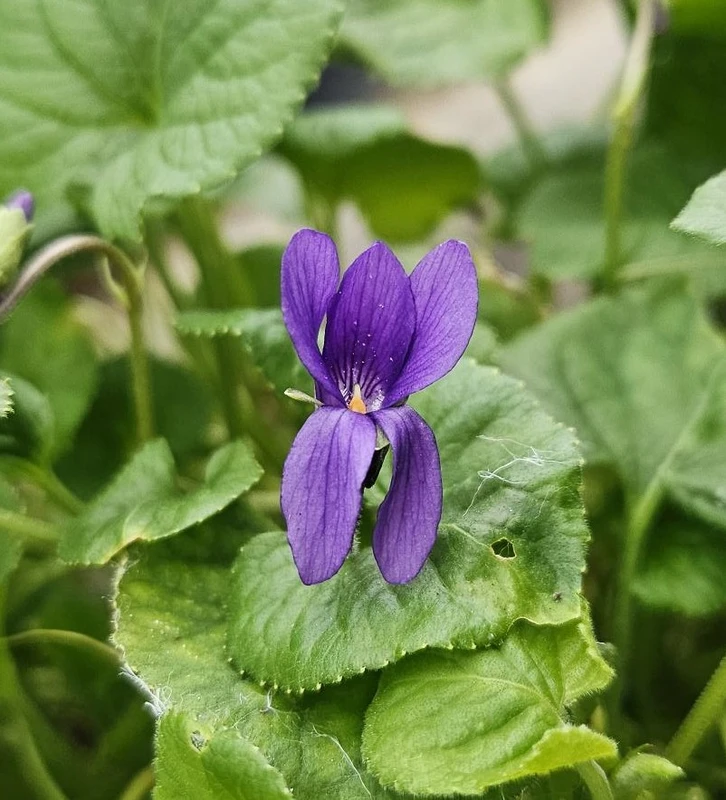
[{"x1": 347, "y1": 384, "x2": 367, "y2": 414}]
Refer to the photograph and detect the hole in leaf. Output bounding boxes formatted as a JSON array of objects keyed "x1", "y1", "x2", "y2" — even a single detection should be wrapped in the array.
[{"x1": 491, "y1": 538, "x2": 516, "y2": 559}]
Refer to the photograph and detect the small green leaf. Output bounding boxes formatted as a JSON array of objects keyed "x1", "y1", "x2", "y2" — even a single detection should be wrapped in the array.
[
  {"x1": 519, "y1": 147, "x2": 710, "y2": 280},
  {"x1": 339, "y1": 0, "x2": 548, "y2": 87},
  {"x1": 0, "y1": 378, "x2": 12, "y2": 419},
  {"x1": 115, "y1": 534, "x2": 398, "y2": 800},
  {"x1": 0, "y1": 282, "x2": 98, "y2": 457},
  {"x1": 280, "y1": 106, "x2": 481, "y2": 241},
  {"x1": 155, "y1": 712, "x2": 292, "y2": 800},
  {"x1": 361, "y1": 617, "x2": 615, "y2": 795},
  {"x1": 672, "y1": 169, "x2": 726, "y2": 246},
  {"x1": 610, "y1": 751, "x2": 684, "y2": 800},
  {"x1": 176, "y1": 308, "x2": 309, "y2": 395},
  {"x1": 60, "y1": 439, "x2": 262, "y2": 565},
  {"x1": 0, "y1": 373, "x2": 54, "y2": 461},
  {"x1": 0, "y1": 0, "x2": 343, "y2": 239},
  {"x1": 228, "y1": 360, "x2": 589, "y2": 690}
]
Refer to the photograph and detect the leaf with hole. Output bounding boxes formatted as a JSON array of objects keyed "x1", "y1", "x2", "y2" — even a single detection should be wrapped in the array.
[
  {"x1": 0, "y1": 0, "x2": 343, "y2": 239},
  {"x1": 227, "y1": 359, "x2": 589, "y2": 690},
  {"x1": 59, "y1": 439, "x2": 261, "y2": 565},
  {"x1": 361, "y1": 616, "x2": 615, "y2": 795}
]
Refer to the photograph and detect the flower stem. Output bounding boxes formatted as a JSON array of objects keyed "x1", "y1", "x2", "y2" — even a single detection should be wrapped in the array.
[
  {"x1": 602, "y1": 0, "x2": 656, "y2": 285},
  {"x1": 0, "y1": 457, "x2": 83, "y2": 515},
  {"x1": 0, "y1": 509, "x2": 59, "y2": 545},
  {"x1": 494, "y1": 78, "x2": 547, "y2": 171},
  {"x1": 118, "y1": 766, "x2": 154, "y2": 800},
  {"x1": 4, "y1": 628, "x2": 120, "y2": 667},
  {"x1": 577, "y1": 761, "x2": 614, "y2": 800},
  {"x1": 666, "y1": 653, "x2": 726, "y2": 767},
  {"x1": 0, "y1": 235, "x2": 154, "y2": 444},
  {"x1": 0, "y1": 589, "x2": 68, "y2": 800}
]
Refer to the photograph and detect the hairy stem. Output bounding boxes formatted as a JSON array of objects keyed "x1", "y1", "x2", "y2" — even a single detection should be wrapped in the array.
[
  {"x1": 602, "y1": 0, "x2": 656, "y2": 284},
  {"x1": 666, "y1": 653, "x2": 726, "y2": 767},
  {"x1": 0, "y1": 510, "x2": 59, "y2": 545},
  {"x1": 494, "y1": 78, "x2": 547, "y2": 171},
  {"x1": 577, "y1": 761, "x2": 614, "y2": 800},
  {"x1": 0, "y1": 235, "x2": 154, "y2": 444}
]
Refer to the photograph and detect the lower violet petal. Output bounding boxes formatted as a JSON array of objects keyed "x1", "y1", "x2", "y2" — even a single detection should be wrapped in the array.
[
  {"x1": 281, "y1": 407, "x2": 377, "y2": 584},
  {"x1": 370, "y1": 406, "x2": 442, "y2": 583}
]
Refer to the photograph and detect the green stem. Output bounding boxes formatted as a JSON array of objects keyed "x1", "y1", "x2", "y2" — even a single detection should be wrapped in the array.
[
  {"x1": 118, "y1": 766, "x2": 154, "y2": 800},
  {"x1": 666, "y1": 653, "x2": 726, "y2": 767},
  {"x1": 0, "y1": 589, "x2": 68, "y2": 800},
  {"x1": 577, "y1": 760, "x2": 614, "y2": 800},
  {"x1": 0, "y1": 235, "x2": 154, "y2": 444},
  {"x1": 494, "y1": 78, "x2": 547, "y2": 171},
  {"x1": 602, "y1": 0, "x2": 656, "y2": 284},
  {"x1": 0, "y1": 457, "x2": 83, "y2": 515},
  {"x1": 0, "y1": 509, "x2": 59, "y2": 545},
  {"x1": 4, "y1": 628, "x2": 120, "y2": 667}
]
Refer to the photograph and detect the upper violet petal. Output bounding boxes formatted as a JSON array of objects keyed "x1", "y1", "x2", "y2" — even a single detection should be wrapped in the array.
[
  {"x1": 370, "y1": 406, "x2": 442, "y2": 584},
  {"x1": 323, "y1": 242, "x2": 415, "y2": 410},
  {"x1": 282, "y1": 407, "x2": 377, "y2": 584},
  {"x1": 281, "y1": 229, "x2": 342, "y2": 402},
  {"x1": 385, "y1": 240, "x2": 477, "y2": 406}
]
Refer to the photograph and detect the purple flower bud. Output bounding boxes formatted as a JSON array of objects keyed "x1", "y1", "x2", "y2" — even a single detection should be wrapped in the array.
[{"x1": 4, "y1": 190, "x2": 34, "y2": 222}]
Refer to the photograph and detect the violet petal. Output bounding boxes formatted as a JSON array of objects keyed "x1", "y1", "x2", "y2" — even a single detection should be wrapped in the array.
[
  {"x1": 281, "y1": 229, "x2": 342, "y2": 403},
  {"x1": 323, "y1": 242, "x2": 415, "y2": 410},
  {"x1": 5, "y1": 190, "x2": 34, "y2": 222},
  {"x1": 386, "y1": 240, "x2": 477, "y2": 406},
  {"x1": 282, "y1": 407, "x2": 377, "y2": 584},
  {"x1": 370, "y1": 406, "x2": 442, "y2": 583}
]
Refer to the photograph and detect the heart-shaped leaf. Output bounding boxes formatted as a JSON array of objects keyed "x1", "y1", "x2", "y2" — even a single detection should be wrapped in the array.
[
  {"x1": 0, "y1": 0, "x2": 342, "y2": 239},
  {"x1": 361, "y1": 616, "x2": 615, "y2": 795},
  {"x1": 228, "y1": 360, "x2": 590, "y2": 690}
]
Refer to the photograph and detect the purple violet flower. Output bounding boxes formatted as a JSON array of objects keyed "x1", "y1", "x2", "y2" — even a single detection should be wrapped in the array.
[
  {"x1": 281, "y1": 229, "x2": 478, "y2": 585},
  {"x1": 4, "y1": 190, "x2": 34, "y2": 222}
]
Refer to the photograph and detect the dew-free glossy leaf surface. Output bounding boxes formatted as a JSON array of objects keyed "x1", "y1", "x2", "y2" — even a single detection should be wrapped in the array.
[
  {"x1": 228, "y1": 359, "x2": 589, "y2": 690},
  {"x1": 0, "y1": 0, "x2": 342, "y2": 239},
  {"x1": 362, "y1": 617, "x2": 615, "y2": 795},
  {"x1": 340, "y1": 0, "x2": 548, "y2": 87},
  {"x1": 155, "y1": 712, "x2": 291, "y2": 800},
  {"x1": 60, "y1": 439, "x2": 261, "y2": 564},
  {"x1": 115, "y1": 534, "x2": 398, "y2": 800}
]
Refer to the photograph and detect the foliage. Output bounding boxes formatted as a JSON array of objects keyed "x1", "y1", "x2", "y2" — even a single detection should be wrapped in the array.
[{"x1": 2, "y1": 2, "x2": 726, "y2": 799}]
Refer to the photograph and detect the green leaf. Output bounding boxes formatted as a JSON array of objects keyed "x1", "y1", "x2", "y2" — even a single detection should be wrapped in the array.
[
  {"x1": 0, "y1": 0, "x2": 343, "y2": 239},
  {"x1": 115, "y1": 533, "x2": 398, "y2": 800},
  {"x1": 155, "y1": 712, "x2": 291, "y2": 800},
  {"x1": 610, "y1": 751, "x2": 684, "y2": 800},
  {"x1": 0, "y1": 282, "x2": 98, "y2": 457},
  {"x1": 633, "y1": 509, "x2": 726, "y2": 617},
  {"x1": 228, "y1": 359, "x2": 590, "y2": 690},
  {"x1": 502, "y1": 282, "x2": 726, "y2": 612},
  {"x1": 672, "y1": 169, "x2": 726, "y2": 246},
  {"x1": 361, "y1": 617, "x2": 616, "y2": 795},
  {"x1": 176, "y1": 308, "x2": 309, "y2": 395},
  {"x1": 280, "y1": 106, "x2": 481, "y2": 241},
  {"x1": 0, "y1": 373, "x2": 54, "y2": 461},
  {"x1": 59, "y1": 439, "x2": 262, "y2": 565},
  {"x1": 518, "y1": 147, "x2": 711, "y2": 280},
  {"x1": 339, "y1": 0, "x2": 548, "y2": 87},
  {"x1": 0, "y1": 378, "x2": 12, "y2": 419},
  {"x1": 0, "y1": 476, "x2": 23, "y2": 583},
  {"x1": 669, "y1": 0, "x2": 726, "y2": 37}
]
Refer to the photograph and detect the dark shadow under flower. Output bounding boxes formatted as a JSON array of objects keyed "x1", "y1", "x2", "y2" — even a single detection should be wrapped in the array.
[{"x1": 281, "y1": 229, "x2": 478, "y2": 585}]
